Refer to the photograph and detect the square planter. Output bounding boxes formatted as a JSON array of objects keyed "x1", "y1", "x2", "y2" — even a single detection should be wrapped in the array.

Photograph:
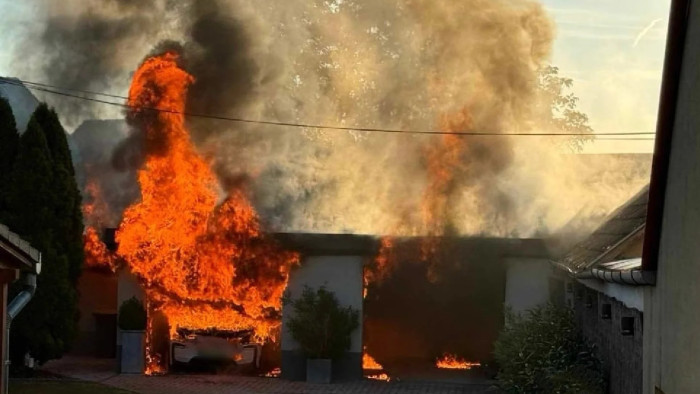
[
  {"x1": 306, "y1": 358, "x2": 332, "y2": 384},
  {"x1": 120, "y1": 330, "x2": 145, "y2": 374}
]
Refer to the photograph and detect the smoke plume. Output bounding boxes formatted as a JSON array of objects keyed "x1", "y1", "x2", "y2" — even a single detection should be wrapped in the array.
[{"x1": 19, "y1": 0, "x2": 650, "y2": 238}]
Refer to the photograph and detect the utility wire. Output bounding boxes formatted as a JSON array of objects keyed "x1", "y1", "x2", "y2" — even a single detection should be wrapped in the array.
[{"x1": 1, "y1": 77, "x2": 657, "y2": 137}]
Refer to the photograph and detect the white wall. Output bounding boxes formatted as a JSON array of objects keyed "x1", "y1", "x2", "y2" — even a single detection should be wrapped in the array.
[
  {"x1": 644, "y1": 2, "x2": 700, "y2": 392},
  {"x1": 504, "y1": 258, "x2": 552, "y2": 314},
  {"x1": 577, "y1": 279, "x2": 644, "y2": 312},
  {"x1": 281, "y1": 255, "x2": 364, "y2": 353},
  {"x1": 116, "y1": 268, "x2": 145, "y2": 345}
]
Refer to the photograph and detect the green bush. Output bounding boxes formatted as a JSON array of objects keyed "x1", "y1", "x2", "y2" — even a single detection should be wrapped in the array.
[
  {"x1": 493, "y1": 304, "x2": 605, "y2": 394},
  {"x1": 284, "y1": 286, "x2": 359, "y2": 359},
  {"x1": 118, "y1": 297, "x2": 147, "y2": 331}
]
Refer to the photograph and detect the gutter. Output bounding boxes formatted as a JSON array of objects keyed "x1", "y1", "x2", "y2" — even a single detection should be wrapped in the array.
[
  {"x1": 642, "y1": 0, "x2": 692, "y2": 271},
  {"x1": 3, "y1": 269, "x2": 38, "y2": 394},
  {"x1": 551, "y1": 260, "x2": 656, "y2": 286},
  {"x1": 576, "y1": 268, "x2": 656, "y2": 286}
]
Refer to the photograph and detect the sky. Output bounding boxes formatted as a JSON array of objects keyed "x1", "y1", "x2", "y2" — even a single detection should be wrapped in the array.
[
  {"x1": 540, "y1": 0, "x2": 671, "y2": 153},
  {"x1": 0, "y1": 0, "x2": 671, "y2": 154}
]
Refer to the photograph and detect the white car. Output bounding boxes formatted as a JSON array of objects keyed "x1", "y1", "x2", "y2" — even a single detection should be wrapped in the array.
[{"x1": 170, "y1": 328, "x2": 261, "y2": 369}]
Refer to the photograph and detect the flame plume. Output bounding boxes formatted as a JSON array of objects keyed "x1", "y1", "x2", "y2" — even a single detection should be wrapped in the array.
[{"x1": 96, "y1": 50, "x2": 300, "y2": 373}]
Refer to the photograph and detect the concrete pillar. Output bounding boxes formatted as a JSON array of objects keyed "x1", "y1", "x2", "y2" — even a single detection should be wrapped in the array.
[{"x1": 281, "y1": 255, "x2": 364, "y2": 381}]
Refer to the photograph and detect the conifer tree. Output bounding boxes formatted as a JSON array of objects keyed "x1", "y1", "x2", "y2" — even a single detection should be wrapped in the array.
[
  {"x1": 32, "y1": 104, "x2": 84, "y2": 284},
  {"x1": 0, "y1": 97, "x2": 19, "y2": 222},
  {"x1": 5, "y1": 112, "x2": 79, "y2": 367}
]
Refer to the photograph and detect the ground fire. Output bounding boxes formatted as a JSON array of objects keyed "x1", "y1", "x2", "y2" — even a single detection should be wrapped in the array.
[
  {"x1": 83, "y1": 50, "x2": 298, "y2": 374},
  {"x1": 435, "y1": 353, "x2": 481, "y2": 370}
]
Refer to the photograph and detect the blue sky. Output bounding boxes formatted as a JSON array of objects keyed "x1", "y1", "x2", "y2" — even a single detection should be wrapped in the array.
[
  {"x1": 0, "y1": 0, "x2": 670, "y2": 153},
  {"x1": 541, "y1": 0, "x2": 671, "y2": 153}
]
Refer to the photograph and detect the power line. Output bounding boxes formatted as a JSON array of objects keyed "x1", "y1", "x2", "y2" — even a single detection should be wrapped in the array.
[
  {"x1": 1, "y1": 77, "x2": 657, "y2": 137},
  {"x1": 594, "y1": 137, "x2": 656, "y2": 141}
]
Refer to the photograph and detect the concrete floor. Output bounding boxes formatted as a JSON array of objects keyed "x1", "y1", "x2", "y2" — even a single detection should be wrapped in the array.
[{"x1": 39, "y1": 356, "x2": 500, "y2": 394}]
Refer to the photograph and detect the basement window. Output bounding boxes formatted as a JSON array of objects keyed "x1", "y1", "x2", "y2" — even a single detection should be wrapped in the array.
[
  {"x1": 621, "y1": 316, "x2": 635, "y2": 336},
  {"x1": 601, "y1": 303, "x2": 612, "y2": 319}
]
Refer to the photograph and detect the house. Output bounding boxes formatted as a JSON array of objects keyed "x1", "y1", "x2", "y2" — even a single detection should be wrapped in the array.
[
  {"x1": 0, "y1": 224, "x2": 41, "y2": 392},
  {"x1": 640, "y1": 0, "x2": 700, "y2": 392},
  {"x1": 552, "y1": 0, "x2": 700, "y2": 392},
  {"x1": 552, "y1": 185, "x2": 651, "y2": 394}
]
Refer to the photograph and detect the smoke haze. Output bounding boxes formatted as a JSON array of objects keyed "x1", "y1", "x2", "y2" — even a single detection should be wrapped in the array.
[{"x1": 18, "y1": 0, "x2": 650, "y2": 238}]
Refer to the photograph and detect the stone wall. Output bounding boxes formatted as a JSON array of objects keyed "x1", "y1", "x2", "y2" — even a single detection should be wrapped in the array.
[{"x1": 572, "y1": 281, "x2": 643, "y2": 394}]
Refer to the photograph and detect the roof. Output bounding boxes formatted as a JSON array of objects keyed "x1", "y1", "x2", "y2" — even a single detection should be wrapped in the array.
[
  {"x1": 0, "y1": 223, "x2": 41, "y2": 270},
  {"x1": 275, "y1": 233, "x2": 380, "y2": 256},
  {"x1": 274, "y1": 232, "x2": 552, "y2": 259},
  {"x1": 0, "y1": 77, "x2": 40, "y2": 133},
  {"x1": 559, "y1": 184, "x2": 649, "y2": 272}
]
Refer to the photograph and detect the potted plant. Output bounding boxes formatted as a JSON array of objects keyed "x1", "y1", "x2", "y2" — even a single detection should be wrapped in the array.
[
  {"x1": 285, "y1": 286, "x2": 359, "y2": 384},
  {"x1": 118, "y1": 297, "x2": 147, "y2": 374}
]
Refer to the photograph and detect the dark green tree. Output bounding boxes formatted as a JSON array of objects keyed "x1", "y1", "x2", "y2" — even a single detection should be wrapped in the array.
[
  {"x1": 0, "y1": 96, "x2": 19, "y2": 222},
  {"x1": 32, "y1": 104, "x2": 84, "y2": 284},
  {"x1": 5, "y1": 112, "x2": 79, "y2": 368}
]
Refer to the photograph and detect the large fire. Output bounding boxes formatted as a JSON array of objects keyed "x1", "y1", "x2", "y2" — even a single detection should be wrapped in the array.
[{"x1": 84, "y1": 51, "x2": 298, "y2": 373}]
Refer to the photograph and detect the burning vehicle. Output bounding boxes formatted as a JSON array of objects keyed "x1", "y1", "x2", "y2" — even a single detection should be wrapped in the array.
[{"x1": 170, "y1": 328, "x2": 261, "y2": 370}]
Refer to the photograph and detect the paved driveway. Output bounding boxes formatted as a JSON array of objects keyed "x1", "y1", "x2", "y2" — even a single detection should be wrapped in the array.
[{"x1": 41, "y1": 356, "x2": 498, "y2": 394}]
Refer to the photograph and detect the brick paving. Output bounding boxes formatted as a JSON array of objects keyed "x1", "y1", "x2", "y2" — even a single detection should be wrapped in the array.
[{"x1": 41, "y1": 356, "x2": 498, "y2": 394}]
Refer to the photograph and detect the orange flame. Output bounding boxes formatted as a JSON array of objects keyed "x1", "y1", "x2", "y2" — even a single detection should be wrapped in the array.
[
  {"x1": 435, "y1": 353, "x2": 481, "y2": 370},
  {"x1": 94, "y1": 50, "x2": 299, "y2": 373},
  {"x1": 366, "y1": 373, "x2": 391, "y2": 382},
  {"x1": 363, "y1": 347, "x2": 390, "y2": 381},
  {"x1": 362, "y1": 352, "x2": 383, "y2": 370},
  {"x1": 363, "y1": 236, "x2": 396, "y2": 298},
  {"x1": 83, "y1": 226, "x2": 118, "y2": 271},
  {"x1": 82, "y1": 177, "x2": 110, "y2": 229},
  {"x1": 420, "y1": 109, "x2": 472, "y2": 280}
]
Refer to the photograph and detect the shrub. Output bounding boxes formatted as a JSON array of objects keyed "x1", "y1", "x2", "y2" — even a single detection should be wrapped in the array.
[
  {"x1": 284, "y1": 286, "x2": 359, "y2": 359},
  {"x1": 493, "y1": 304, "x2": 605, "y2": 394},
  {"x1": 118, "y1": 297, "x2": 147, "y2": 331}
]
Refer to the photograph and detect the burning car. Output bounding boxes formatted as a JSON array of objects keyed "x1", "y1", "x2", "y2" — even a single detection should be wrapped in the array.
[{"x1": 170, "y1": 328, "x2": 261, "y2": 370}]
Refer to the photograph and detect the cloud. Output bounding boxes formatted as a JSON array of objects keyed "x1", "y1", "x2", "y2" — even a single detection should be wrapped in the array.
[{"x1": 633, "y1": 18, "x2": 663, "y2": 47}]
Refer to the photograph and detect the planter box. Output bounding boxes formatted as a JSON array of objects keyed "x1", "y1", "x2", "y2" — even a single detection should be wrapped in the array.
[
  {"x1": 120, "y1": 330, "x2": 145, "y2": 374},
  {"x1": 306, "y1": 358, "x2": 332, "y2": 383}
]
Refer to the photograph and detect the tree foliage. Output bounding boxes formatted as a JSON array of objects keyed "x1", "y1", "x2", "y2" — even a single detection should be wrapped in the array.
[
  {"x1": 3, "y1": 104, "x2": 83, "y2": 368},
  {"x1": 494, "y1": 304, "x2": 605, "y2": 394},
  {"x1": 284, "y1": 286, "x2": 359, "y2": 360},
  {"x1": 32, "y1": 104, "x2": 84, "y2": 284},
  {"x1": 118, "y1": 297, "x2": 147, "y2": 331},
  {"x1": 0, "y1": 96, "x2": 19, "y2": 222},
  {"x1": 537, "y1": 66, "x2": 594, "y2": 152}
]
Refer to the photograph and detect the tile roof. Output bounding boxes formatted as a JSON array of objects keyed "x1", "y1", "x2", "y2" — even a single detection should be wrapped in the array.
[
  {"x1": 559, "y1": 184, "x2": 649, "y2": 272},
  {"x1": 0, "y1": 223, "x2": 41, "y2": 267}
]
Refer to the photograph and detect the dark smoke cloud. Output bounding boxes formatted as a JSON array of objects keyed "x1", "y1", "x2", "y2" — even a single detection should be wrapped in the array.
[
  {"x1": 23, "y1": 0, "x2": 650, "y2": 238},
  {"x1": 39, "y1": 1, "x2": 162, "y2": 126},
  {"x1": 185, "y1": 0, "x2": 259, "y2": 125}
]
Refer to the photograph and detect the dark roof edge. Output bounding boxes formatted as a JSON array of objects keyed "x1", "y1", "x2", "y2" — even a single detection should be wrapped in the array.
[
  {"x1": 643, "y1": 0, "x2": 692, "y2": 271},
  {"x1": 0, "y1": 225, "x2": 41, "y2": 270}
]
